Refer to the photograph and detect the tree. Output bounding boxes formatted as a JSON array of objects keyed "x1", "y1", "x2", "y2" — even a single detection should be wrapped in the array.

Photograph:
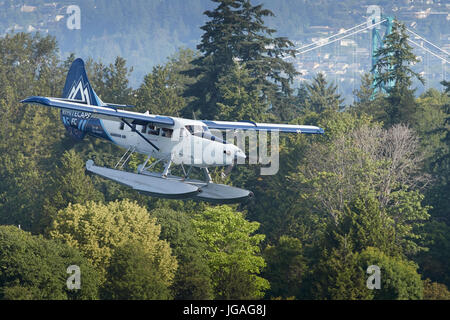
[
  {"x1": 102, "y1": 241, "x2": 172, "y2": 300},
  {"x1": 425, "y1": 82, "x2": 450, "y2": 223},
  {"x1": 352, "y1": 73, "x2": 386, "y2": 120},
  {"x1": 263, "y1": 236, "x2": 307, "y2": 299},
  {"x1": 215, "y1": 61, "x2": 269, "y2": 121},
  {"x1": 102, "y1": 57, "x2": 134, "y2": 104},
  {"x1": 311, "y1": 234, "x2": 372, "y2": 300},
  {"x1": 311, "y1": 243, "x2": 424, "y2": 300},
  {"x1": 39, "y1": 149, "x2": 104, "y2": 234},
  {"x1": 183, "y1": 0, "x2": 297, "y2": 119},
  {"x1": 371, "y1": 20, "x2": 424, "y2": 126},
  {"x1": 416, "y1": 221, "x2": 450, "y2": 288},
  {"x1": 413, "y1": 88, "x2": 448, "y2": 170},
  {"x1": 423, "y1": 279, "x2": 450, "y2": 300},
  {"x1": 288, "y1": 115, "x2": 430, "y2": 256},
  {"x1": 135, "y1": 48, "x2": 197, "y2": 116},
  {"x1": 150, "y1": 207, "x2": 214, "y2": 300},
  {"x1": 192, "y1": 205, "x2": 269, "y2": 299},
  {"x1": 0, "y1": 32, "x2": 66, "y2": 230},
  {"x1": 49, "y1": 200, "x2": 177, "y2": 289},
  {"x1": 305, "y1": 73, "x2": 344, "y2": 113},
  {"x1": 333, "y1": 196, "x2": 398, "y2": 256},
  {"x1": 136, "y1": 64, "x2": 187, "y2": 116},
  {"x1": 0, "y1": 225, "x2": 100, "y2": 300},
  {"x1": 358, "y1": 247, "x2": 423, "y2": 300}
]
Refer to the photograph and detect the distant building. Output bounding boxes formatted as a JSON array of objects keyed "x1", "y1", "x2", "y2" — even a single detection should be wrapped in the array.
[
  {"x1": 21, "y1": 5, "x2": 36, "y2": 13},
  {"x1": 341, "y1": 39, "x2": 357, "y2": 47}
]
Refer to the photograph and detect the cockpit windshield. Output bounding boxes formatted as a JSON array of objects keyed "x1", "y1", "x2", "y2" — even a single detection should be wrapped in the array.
[
  {"x1": 185, "y1": 125, "x2": 224, "y2": 143},
  {"x1": 185, "y1": 125, "x2": 209, "y2": 135}
]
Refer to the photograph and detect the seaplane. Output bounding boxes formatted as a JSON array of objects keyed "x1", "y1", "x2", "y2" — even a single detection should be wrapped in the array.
[{"x1": 21, "y1": 58, "x2": 324, "y2": 203}]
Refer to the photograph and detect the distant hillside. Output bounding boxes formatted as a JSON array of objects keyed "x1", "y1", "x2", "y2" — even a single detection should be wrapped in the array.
[{"x1": 1, "y1": 0, "x2": 448, "y2": 92}]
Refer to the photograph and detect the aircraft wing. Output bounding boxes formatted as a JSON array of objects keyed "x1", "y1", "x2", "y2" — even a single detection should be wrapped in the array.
[
  {"x1": 201, "y1": 120, "x2": 324, "y2": 134},
  {"x1": 21, "y1": 96, "x2": 174, "y2": 126}
]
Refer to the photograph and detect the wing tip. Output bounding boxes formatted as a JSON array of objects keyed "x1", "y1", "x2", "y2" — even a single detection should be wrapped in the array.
[{"x1": 21, "y1": 96, "x2": 51, "y2": 106}]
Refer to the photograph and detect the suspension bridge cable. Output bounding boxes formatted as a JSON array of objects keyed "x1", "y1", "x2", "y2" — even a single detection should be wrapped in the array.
[
  {"x1": 293, "y1": 21, "x2": 369, "y2": 52},
  {"x1": 284, "y1": 19, "x2": 387, "y2": 59},
  {"x1": 406, "y1": 28, "x2": 450, "y2": 56},
  {"x1": 408, "y1": 38, "x2": 450, "y2": 64}
]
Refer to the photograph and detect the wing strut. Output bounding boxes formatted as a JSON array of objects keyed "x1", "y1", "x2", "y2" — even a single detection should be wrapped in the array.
[{"x1": 121, "y1": 118, "x2": 160, "y2": 152}]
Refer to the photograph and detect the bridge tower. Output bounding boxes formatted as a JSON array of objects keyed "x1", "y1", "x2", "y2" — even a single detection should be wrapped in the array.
[{"x1": 369, "y1": 10, "x2": 394, "y2": 95}]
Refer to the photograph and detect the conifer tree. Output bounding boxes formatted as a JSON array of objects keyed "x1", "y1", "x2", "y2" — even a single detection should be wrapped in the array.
[
  {"x1": 371, "y1": 20, "x2": 424, "y2": 126},
  {"x1": 305, "y1": 73, "x2": 344, "y2": 113},
  {"x1": 183, "y1": 0, "x2": 297, "y2": 119}
]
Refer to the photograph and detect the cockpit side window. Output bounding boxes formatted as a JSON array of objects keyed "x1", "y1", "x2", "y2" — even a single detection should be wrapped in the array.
[
  {"x1": 161, "y1": 128, "x2": 173, "y2": 138},
  {"x1": 185, "y1": 125, "x2": 194, "y2": 135}
]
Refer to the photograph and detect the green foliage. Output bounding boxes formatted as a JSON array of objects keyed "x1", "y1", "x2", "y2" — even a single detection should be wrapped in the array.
[
  {"x1": 216, "y1": 62, "x2": 269, "y2": 122},
  {"x1": 372, "y1": 20, "x2": 424, "y2": 126},
  {"x1": 183, "y1": 0, "x2": 297, "y2": 119},
  {"x1": 86, "y1": 56, "x2": 134, "y2": 104},
  {"x1": 192, "y1": 205, "x2": 269, "y2": 299},
  {"x1": 358, "y1": 247, "x2": 424, "y2": 300},
  {"x1": 304, "y1": 73, "x2": 344, "y2": 113},
  {"x1": 0, "y1": 225, "x2": 100, "y2": 300},
  {"x1": 423, "y1": 279, "x2": 450, "y2": 300},
  {"x1": 135, "y1": 48, "x2": 199, "y2": 117},
  {"x1": 288, "y1": 114, "x2": 430, "y2": 255},
  {"x1": 0, "y1": 32, "x2": 66, "y2": 230},
  {"x1": 150, "y1": 207, "x2": 214, "y2": 300},
  {"x1": 136, "y1": 64, "x2": 186, "y2": 116},
  {"x1": 263, "y1": 236, "x2": 307, "y2": 299},
  {"x1": 312, "y1": 235, "x2": 372, "y2": 300},
  {"x1": 102, "y1": 241, "x2": 173, "y2": 300},
  {"x1": 416, "y1": 221, "x2": 450, "y2": 287},
  {"x1": 49, "y1": 200, "x2": 177, "y2": 289},
  {"x1": 352, "y1": 73, "x2": 386, "y2": 120},
  {"x1": 333, "y1": 196, "x2": 398, "y2": 256},
  {"x1": 40, "y1": 149, "x2": 104, "y2": 234}
]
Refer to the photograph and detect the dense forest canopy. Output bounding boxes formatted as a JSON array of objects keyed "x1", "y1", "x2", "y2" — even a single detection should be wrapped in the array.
[{"x1": 0, "y1": 0, "x2": 449, "y2": 300}]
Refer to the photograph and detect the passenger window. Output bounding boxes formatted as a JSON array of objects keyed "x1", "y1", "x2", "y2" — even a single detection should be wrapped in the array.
[
  {"x1": 119, "y1": 122, "x2": 125, "y2": 130},
  {"x1": 141, "y1": 125, "x2": 147, "y2": 133},
  {"x1": 148, "y1": 125, "x2": 160, "y2": 136},
  {"x1": 162, "y1": 128, "x2": 173, "y2": 138}
]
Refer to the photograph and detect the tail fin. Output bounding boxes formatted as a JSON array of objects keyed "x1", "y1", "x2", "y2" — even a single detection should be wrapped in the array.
[
  {"x1": 60, "y1": 58, "x2": 104, "y2": 140},
  {"x1": 62, "y1": 58, "x2": 104, "y2": 106}
]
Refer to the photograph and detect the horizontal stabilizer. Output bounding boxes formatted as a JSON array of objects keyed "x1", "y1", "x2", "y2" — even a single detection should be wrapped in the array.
[
  {"x1": 21, "y1": 96, "x2": 174, "y2": 126},
  {"x1": 105, "y1": 103, "x2": 136, "y2": 109}
]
